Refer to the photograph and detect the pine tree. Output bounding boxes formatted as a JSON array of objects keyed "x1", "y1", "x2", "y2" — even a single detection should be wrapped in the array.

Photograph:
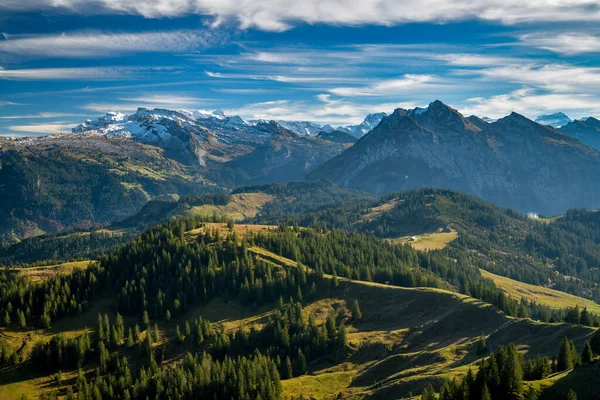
[
  {"x1": 421, "y1": 384, "x2": 436, "y2": 400},
  {"x1": 176, "y1": 325, "x2": 183, "y2": 344},
  {"x1": 525, "y1": 387, "x2": 538, "y2": 400},
  {"x1": 97, "y1": 314, "x2": 105, "y2": 342},
  {"x1": 142, "y1": 310, "x2": 150, "y2": 330},
  {"x1": 481, "y1": 383, "x2": 491, "y2": 400},
  {"x1": 126, "y1": 328, "x2": 134, "y2": 348},
  {"x1": 505, "y1": 344, "x2": 524, "y2": 400},
  {"x1": 153, "y1": 323, "x2": 160, "y2": 342},
  {"x1": 582, "y1": 342, "x2": 593, "y2": 364},
  {"x1": 558, "y1": 336, "x2": 576, "y2": 371},
  {"x1": 337, "y1": 323, "x2": 347, "y2": 348},
  {"x1": 295, "y1": 349, "x2": 307, "y2": 375},
  {"x1": 4, "y1": 311, "x2": 10, "y2": 327},
  {"x1": 476, "y1": 334, "x2": 488, "y2": 355},
  {"x1": 285, "y1": 356, "x2": 293, "y2": 379},
  {"x1": 115, "y1": 313, "x2": 124, "y2": 340},
  {"x1": 580, "y1": 307, "x2": 592, "y2": 326},
  {"x1": 567, "y1": 390, "x2": 577, "y2": 400},
  {"x1": 98, "y1": 342, "x2": 107, "y2": 373},
  {"x1": 40, "y1": 313, "x2": 51, "y2": 329},
  {"x1": 18, "y1": 310, "x2": 27, "y2": 329},
  {"x1": 330, "y1": 270, "x2": 338, "y2": 290},
  {"x1": 133, "y1": 324, "x2": 141, "y2": 343},
  {"x1": 350, "y1": 299, "x2": 362, "y2": 321}
]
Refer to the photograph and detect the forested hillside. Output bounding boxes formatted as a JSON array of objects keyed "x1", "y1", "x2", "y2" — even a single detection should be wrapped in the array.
[
  {"x1": 0, "y1": 215, "x2": 598, "y2": 399},
  {"x1": 251, "y1": 187, "x2": 600, "y2": 304}
]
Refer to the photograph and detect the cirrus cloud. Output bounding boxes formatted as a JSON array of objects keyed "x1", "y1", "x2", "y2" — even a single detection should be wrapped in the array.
[
  {"x1": 1, "y1": 0, "x2": 600, "y2": 31},
  {"x1": 0, "y1": 30, "x2": 222, "y2": 58}
]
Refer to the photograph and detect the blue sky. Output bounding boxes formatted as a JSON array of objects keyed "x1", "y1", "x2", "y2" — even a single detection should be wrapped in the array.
[{"x1": 1, "y1": 1, "x2": 600, "y2": 136}]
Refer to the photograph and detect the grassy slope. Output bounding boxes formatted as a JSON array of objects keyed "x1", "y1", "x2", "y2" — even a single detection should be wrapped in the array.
[
  {"x1": 388, "y1": 229, "x2": 458, "y2": 251},
  {"x1": 6, "y1": 260, "x2": 93, "y2": 283},
  {"x1": 185, "y1": 193, "x2": 274, "y2": 220},
  {"x1": 0, "y1": 231, "x2": 596, "y2": 400},
  {"x1": 481, "y1": 269, "x2": 600, "y2": 315}
]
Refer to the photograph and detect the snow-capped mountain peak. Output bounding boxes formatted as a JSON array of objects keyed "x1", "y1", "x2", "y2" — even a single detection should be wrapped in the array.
[
  {"x1": 535, "y1": 112, "x2": 572, "y2": 128},
  {"x1": 72, "y1": 111, "x2": 127, "y2": 133},
  {"x1": 72, "y1": 108, "x2": 208, "y2": 142},
  {"x1": 179, "y1": 109, "x2": 226, "y2": 120}
]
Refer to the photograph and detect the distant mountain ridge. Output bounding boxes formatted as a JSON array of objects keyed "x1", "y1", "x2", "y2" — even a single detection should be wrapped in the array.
[
  {"x1": 535, "y1": 112, "x2": 572, "y2": 128},
  {"x1": 560, "y1": 117, "x2": 600, "y2": 151},
  {"x1": 308, "y1": 100, "x2": 600, "y2": 215},
  {"x1": 1, "y1": 108, "x2": 351, "y2": 242}
]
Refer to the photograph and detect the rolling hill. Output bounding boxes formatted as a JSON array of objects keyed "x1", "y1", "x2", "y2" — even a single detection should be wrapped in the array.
[{"x1": 0, "y1": 220, "x2": 596, "y2": 400}]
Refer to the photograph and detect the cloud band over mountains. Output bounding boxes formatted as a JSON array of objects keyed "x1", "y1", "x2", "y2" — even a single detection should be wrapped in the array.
[{"x1": 2, "y1": 0, "x2": 600, "y2": 30}]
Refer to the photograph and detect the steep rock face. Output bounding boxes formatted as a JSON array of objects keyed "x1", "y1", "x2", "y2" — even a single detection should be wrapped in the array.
[
  {"x1": 308, "y1": 101, "x2": 600, "y2": 215},
  {"x1": 560, "y1": 117, "x2": 600, "y2": 150},
  {"x1": 343, "y1": 112, "x2": 387, "y2": 137}
]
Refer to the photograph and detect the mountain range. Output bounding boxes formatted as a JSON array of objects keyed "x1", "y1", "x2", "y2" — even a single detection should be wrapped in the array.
[
  {"x1": 309, "y1": 100, "x2": 600, "y2": 215},
  {"x1": 559, "y1": 117, "x2": 600, "y2": 150},
  {"x1": 0, "y1": 108, "x2": 353, "y2": 242},
  {"x1": 3, "y1": 100, "x2": 600, "y2": 241}
]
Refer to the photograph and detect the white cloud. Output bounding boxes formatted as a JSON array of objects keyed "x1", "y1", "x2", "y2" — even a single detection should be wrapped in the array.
[
  {"x1": 0, "y1": 112, "x2": 87, "y2": 119},
  {"x1": 0, "y1": 101, "x2": 19, "y2": 106},
  {"x1": 433, "y1": 53, "x2": 526, "y2": 67},
  {"x1": 205, "y1": 69, "x2": 363, "y2": 85},
  {"x1": 329, "y1": 74, "x2": 437, "y2": 97},
  {"x1": 460, "y1": 89, "x2": 600, "y2": 119},
  {"x1": 2, "y1": 0, "x2": 600, "y2": 31},
  {"x1": 226, "y1": 95, "x2": 420, "y2": 125},
  {"x1": 0, "y1": 30, "x2": 220, "y2": 58},
  {"x1": 79, "y1": 93, "x2": 213, "y2": 113},
  {"x1": 8, "y1": 122, "x2": 75, "y2": 135},
  {"x1": 469, "y1": 64, "x2": 600, "y2": 93},
  {"x1": 0, "y1": 66, "x2": 175, "y2": 80},
  {"x1": 520, "y1": 32, "x2": 600, "y2": 55}
]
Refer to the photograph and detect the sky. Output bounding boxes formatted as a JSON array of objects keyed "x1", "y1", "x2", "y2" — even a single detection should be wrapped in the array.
[{"x1": 2, "y1": 1, "x2": 600, "y2": 136}]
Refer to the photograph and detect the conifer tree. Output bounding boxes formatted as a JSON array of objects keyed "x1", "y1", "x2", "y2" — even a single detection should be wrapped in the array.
[
  {"x1": 295, "y1": 349, "x2": 307, "y2": 375},
  {"x1": 558, "y1": 336, "x2": 577, "y2": 371},
  {"x1": 285, "y1": 356, "x2": 293, "y2": 379},
  {"x1": 134, "y1": 324, "x2": 141, "y2": 343},
  {"x1": 126, "y1": 328, "x2": 134, "y2": 348},
  {"x1": 580, "y1": 307, "x2": 592, "y2": 326},
  {"x1": 481, "y1": 383, "x2": 491, "y2": 400},
  {"x1": 582, "y1": 342, "x2": 593, "y2": 364},
  {"x1": 421, "y1": 384, "x2": 436, "y2": 400},
  {"x1": 350, "y1": 299, "x2": 362, "y2": 321},
  {"x1": 337, "y1": 323, "x2": 347, "y2": 348}
]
